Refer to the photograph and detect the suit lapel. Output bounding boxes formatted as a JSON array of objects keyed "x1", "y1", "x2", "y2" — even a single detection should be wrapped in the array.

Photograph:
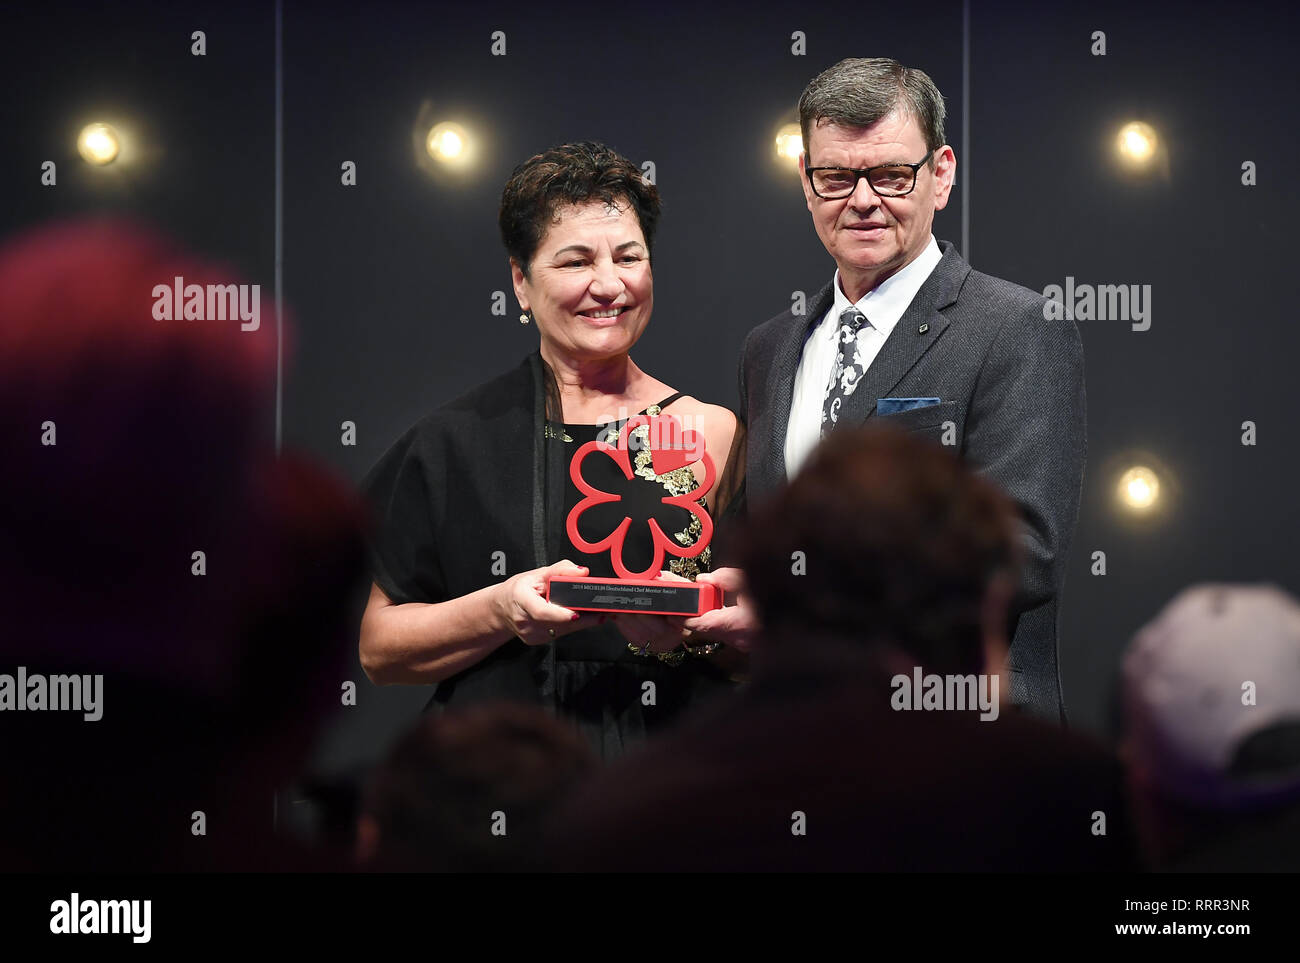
[
  {"x1": 759, "y1": 281, "x2": 834, "y2": 493},
  {"x1": 839, "y1": 242, "x2": 969, "y2": 425}
]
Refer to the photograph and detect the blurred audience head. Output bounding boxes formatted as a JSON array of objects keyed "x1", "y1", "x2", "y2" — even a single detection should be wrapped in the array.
[
  {"x1": 357, "y1": 702, "x2": 597, "y2": 871},
  {"x1": 0, "y1": 219, "x2": 366, "y2": 870},
  {"x1": 1122, "y1": 583, "x2": 1300, "y2": 867},
  {"x1": 740, "y1": 424, "x2": 1022, "y2": 677}
]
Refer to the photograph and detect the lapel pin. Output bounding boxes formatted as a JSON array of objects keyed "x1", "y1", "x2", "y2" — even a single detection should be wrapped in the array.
[{"x1": 918, "y1": 322, "x2": 930, "y2": 334}]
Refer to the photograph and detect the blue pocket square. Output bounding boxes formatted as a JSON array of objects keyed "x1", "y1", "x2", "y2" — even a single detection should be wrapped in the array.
[{"x1": 877, "y1": 397, "x2": 941, "y2": 415}]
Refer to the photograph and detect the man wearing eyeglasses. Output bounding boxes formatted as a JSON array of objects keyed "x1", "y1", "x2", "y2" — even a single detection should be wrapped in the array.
[{"x1": 689, "y1": 57, "x2": 1085, "y2": 725}]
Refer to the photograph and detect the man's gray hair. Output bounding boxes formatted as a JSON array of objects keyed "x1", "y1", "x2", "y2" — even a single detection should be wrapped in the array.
[{"x1": 798, "y1": 58, "x2": 946, "y2": 165}]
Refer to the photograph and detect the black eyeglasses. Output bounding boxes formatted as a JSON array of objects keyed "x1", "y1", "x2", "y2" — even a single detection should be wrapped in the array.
[{"x1": 805, "y1": 148, "x2": 936, "y2": 199}]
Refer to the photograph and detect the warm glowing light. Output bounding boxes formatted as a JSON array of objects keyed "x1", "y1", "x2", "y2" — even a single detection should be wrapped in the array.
[
  {"x1": 1118, "y1": 466, "x2": 1160, "y2": 510},
  {"x1": 426, "y1": 122, "x2": 467, "y2": 161},
  {"x1": 78, "y1": 123, "x2": 120, "y2": 165},
  {"x1": 774, "y1": 123, "x2": 803, "y2": 162},
  {"x1": 1116, "y1": 121, "x2": 1158, "y2": 164}
]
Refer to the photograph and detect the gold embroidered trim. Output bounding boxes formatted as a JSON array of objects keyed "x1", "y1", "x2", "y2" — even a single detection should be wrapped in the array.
[
  {"x1": 543, "y1": 425, "x2": 574, "y2": 443},
  {"x1": 628, "y1": 424, "x2": 711, "y2": 580}
]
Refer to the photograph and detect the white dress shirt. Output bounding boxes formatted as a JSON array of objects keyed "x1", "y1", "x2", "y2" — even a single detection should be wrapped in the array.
[{"x1": 784, "y1": 235, "x2": 943, "y2": 478}]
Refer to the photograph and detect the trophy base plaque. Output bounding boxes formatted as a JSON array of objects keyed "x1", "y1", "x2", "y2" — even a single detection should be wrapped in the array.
[{"x1": 546, "y1": 575, "x2": 723, "y2": 616}]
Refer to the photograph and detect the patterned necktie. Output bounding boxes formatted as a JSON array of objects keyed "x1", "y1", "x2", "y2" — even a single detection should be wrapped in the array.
[{"x1": 821, "y1": 307, "x2": 868, "y2": 436}]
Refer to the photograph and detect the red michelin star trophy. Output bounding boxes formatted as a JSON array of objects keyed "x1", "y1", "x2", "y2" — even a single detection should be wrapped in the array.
[{"x1": 545, "y1": 410, "x2": 725, "y2": 616}]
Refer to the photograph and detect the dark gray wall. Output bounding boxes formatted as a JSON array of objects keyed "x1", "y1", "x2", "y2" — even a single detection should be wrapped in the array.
[{"x1": 5, "y1": 0, "x2": 1298, "y2": 782}]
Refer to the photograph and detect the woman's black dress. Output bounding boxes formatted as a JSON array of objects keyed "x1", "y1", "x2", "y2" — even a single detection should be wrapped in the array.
[{"x1": 363, "y1": 354, "x2": 734, "y2": 761}]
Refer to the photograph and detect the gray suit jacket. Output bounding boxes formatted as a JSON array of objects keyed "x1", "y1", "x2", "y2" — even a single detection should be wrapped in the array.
[{"x1": 738, "y1": 240, "x2": 1086, "y2": 723}]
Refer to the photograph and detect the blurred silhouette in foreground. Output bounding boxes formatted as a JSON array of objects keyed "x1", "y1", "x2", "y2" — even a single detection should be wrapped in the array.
[
  {"x1": 547, "y1": 425, "x2": 1139, "y2": 870},
  {"x1": 1122, "y1": 583, "x2": 1300, "y2": 871},
  {"x1": 356, "y1": 702, "x2": 595, "y2": 871},
  {"x1": 0, "y1": 219, "x2": 368, "y2": 870}
]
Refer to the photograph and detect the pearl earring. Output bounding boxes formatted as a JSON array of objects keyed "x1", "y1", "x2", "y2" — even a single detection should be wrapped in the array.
[{"x1": 519, "y1": 310, "x2": 531, "y2": 324}]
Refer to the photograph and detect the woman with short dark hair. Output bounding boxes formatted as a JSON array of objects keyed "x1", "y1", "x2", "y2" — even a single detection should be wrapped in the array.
[{"x1": 360, "y1": 142, "x2": 743, "y2": 759}]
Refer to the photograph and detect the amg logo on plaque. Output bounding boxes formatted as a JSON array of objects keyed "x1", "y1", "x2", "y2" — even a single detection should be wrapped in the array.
[{"x1": 545, "y1": 411, "x2": 724, "y2": 616}]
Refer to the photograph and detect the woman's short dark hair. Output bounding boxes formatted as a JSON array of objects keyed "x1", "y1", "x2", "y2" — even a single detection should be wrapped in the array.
[
  {"x1": 498, "y1": 141, "x2": 660, "y2": 278},
  {"x1": 739, "y1": 425, "x2": 1021, "y2": 675}
]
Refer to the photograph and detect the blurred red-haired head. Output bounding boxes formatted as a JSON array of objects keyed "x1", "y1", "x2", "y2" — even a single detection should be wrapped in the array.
[
  {"x1": 0, "y1": 218, "x2": 360, "y2": 708},
  {"x1": 0, "y1": 218, "x2": 372, "y2": 871}
]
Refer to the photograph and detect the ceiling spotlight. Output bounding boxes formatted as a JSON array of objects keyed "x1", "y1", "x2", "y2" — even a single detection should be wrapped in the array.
[
  {"x1": 77, "y1": 123, "x2": 120, "y2": 165},
  {"x1": 1118, "y1": 465, "x2": 1160, "y2": 511},
  {"x1": 1116, "y1": 121, "x2": 1158, "y2": 166},
  {"x1": 426, "y1": 122, "x2": 468, "y2": 162},
  {"x1": 774, "y1": 123, "x2": 803, "y2": 162}
]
